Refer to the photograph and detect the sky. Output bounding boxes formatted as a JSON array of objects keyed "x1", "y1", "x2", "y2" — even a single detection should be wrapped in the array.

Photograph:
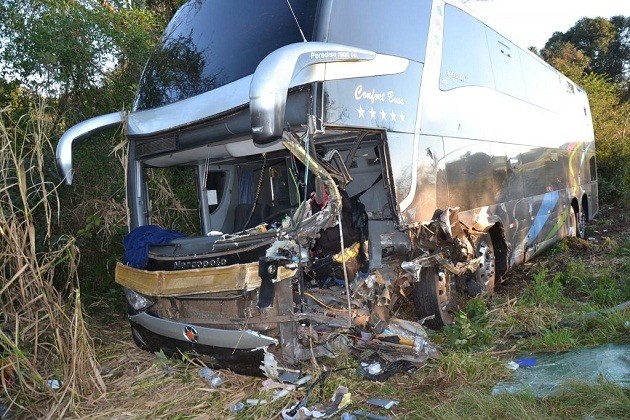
[{"x1": 464, "y1": 0, "x2": 630, "y2": 50}]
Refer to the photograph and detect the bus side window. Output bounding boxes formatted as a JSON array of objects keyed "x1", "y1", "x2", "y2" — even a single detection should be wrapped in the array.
[
  {"x1": 206, "y1": 171, "x2": 227, "y2": 214},
  {"x1": 440, "y1": 6, "x2": 494, "y2": 91},
  {"x1": 485, "y1": 29, "x2": 526, "y2": 100},
  {"x1": 589, "y1": 156, "x2": 597, "y2": 181}
]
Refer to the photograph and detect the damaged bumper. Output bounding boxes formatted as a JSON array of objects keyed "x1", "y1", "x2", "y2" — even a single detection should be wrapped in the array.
[{"x1": 129, "y1": 312, "x2": 278, "y2": 349}]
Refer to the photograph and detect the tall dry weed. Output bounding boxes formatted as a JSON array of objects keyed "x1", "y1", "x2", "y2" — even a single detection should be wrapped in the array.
[{"x1": 0, "y1": 103, "x2": 104, "y2": 418}]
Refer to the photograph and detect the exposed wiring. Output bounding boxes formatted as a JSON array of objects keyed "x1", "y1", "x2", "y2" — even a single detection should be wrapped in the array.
[
  {"x1": 241, "y1": 153, "x2": 267, "y2": 230},
  {"x1": 303, "y1": 292, "x2": 350, "y2": 313},
  {"x1": 337, "y1": 211, "x2": 353, "y2": 328},
  {"x1": 289, "y1": 130, "x2": 310, "y2": 231}
]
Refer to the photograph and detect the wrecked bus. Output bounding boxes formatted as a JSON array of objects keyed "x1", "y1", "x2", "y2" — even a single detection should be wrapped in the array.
[{"x1": 56, "y1": 0, "x2": 597, "y2": 368}]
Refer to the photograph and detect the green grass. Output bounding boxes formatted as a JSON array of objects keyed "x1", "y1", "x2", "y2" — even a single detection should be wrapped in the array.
[{"x1": 413, "y1": 381, "x2": 630, "y2": 420}]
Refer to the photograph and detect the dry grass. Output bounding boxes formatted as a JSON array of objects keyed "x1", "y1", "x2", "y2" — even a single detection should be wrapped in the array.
[
  {"x1": 81, "y1": 327, "x2": 262, "y2": 419},
  {"x1": 145, "y1": 167, "x2": 200, "y2": 234},
  {"x1": 0, "y1": 103, "x2": 104, "y2": 418}
]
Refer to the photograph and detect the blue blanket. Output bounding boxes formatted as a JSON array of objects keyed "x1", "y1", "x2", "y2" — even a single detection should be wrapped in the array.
[{"x1": 123, "y1": 225, "x2": 185, "y2": 269}]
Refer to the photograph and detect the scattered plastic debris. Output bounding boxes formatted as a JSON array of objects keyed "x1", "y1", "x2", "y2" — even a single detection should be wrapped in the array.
[
  {"x1": 357, "y1": 359, "x2": 418, "y2": 382},
  {"x1": 198, "y1": 367, "x2": 223, "y2": 387},
  {"x1": 366, "y1": 397, "x2": 399, "y2": 409},
  {"x1": 229, "y1": 402, "x2": 245, "y2": 413},
  {"x1": 352, "y1": 317, "x2": 440, "y2": 379},
  {"x1": 505, "y1": 361, "x2": 519, "y2": 370},
  {"x1": 364, "y1": 362, "x2": 382, "y2": 376},
  {"x1": 294, "y1": 374, "x2": 312, "y2": 387},
  {"x1": 514, "y1": 357, "x2": 536, "y2": 368},
  {"x1": 260, "y1": 347, "x2": 281, "y2": 380},
  {"x1": 493, "y1": 344, "x2": 630, "y2": 397},
  {"x1": 346, "y1": 410, "x2": 391, "y2": 420},
  {"x1": 282, "y1": 384, "x2": 351, "y2": 419},
  {"x1": 47, "y1": 379, "x2": 61, "y2": 390},
  {"x1": 279, "y1": 371, "x2": 302, "y2": 384},
  {"x1": 272, "y1": 388, "x2": 292, "y2": 401},
  {"x1": 508, "y1": 331, "x2": 532, "y2": 339}
]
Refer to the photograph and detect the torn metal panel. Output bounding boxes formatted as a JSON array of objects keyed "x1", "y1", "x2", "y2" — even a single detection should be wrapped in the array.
[
  {"x1": 115, "y1": 261, "x2": 296, "y2": 296},
  {"x1": 278, "y1": 132, "x2": 342, "y2": 244},
  {"x1": 402, "y1": 207, "x2": 485, "y2": 277}
]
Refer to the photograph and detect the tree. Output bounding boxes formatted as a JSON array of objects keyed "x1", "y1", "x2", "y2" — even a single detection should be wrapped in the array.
[
  {"x1": 0, "y1": 0, "x2": 174, "y2": 122},
  {"x1": 541, "y1": 16, "x2": 630, "y2": 201},
  {"x1": 542, "y1": 16, "x2": 630, "y2": 85}
]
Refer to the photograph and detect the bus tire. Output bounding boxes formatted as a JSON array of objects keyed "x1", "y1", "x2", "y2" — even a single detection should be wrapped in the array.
[
  {"x1": 576, "y1": 206, "x2": 587, "y2": 239},
  {"x1": 466, "y1": 234, "x2": 496, "y2": 296},
  {"x1": 412, "y1": 267, "x2": 455, "y2": 330}
]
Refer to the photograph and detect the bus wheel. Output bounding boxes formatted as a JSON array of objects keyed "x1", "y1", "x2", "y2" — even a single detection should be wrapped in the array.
[
  {"x1": 466, "y1": 235, "x2": 496, "y2": 296},
  {"x1": 412, "y1": 267, "x2": 455, "y2": 330}
]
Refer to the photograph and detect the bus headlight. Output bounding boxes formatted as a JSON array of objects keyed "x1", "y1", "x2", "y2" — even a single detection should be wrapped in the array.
[{"x1": 124, "y1": 287, "x2": 156, "y2": 311}]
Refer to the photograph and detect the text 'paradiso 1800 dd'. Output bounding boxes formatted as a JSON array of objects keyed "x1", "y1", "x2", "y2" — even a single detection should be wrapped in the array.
[{"x1": 57, "y1": 0, "x2": 597, "y2": 371}]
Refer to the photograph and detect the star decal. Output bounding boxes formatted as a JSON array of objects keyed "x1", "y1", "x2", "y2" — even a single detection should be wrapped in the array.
[
  {"x1": 390, "y1": 110, "x2": 397, "y2": 122},
  {"x1": 356, "y1": 105, "x2": 365, "y2": 118},
  {"x1": 369, "y1": 107, "x2": 376, "y2": 119},
  {"x1": 380, "y1": 109, "x2": 387, "y2": 120},
  {"x1": 399, "y1": 112, "x2": 405, "y2": 122}
]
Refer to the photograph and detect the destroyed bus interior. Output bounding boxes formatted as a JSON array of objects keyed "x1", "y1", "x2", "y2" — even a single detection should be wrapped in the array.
[
  {"x1": 120, "y1": 129, "x2": 448, "y2": 368},
  {"x1": 55, "y1": 0, "x2": 597, "y2": 373}
]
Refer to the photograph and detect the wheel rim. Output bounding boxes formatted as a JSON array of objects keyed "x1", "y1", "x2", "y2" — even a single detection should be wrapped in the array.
[
  {"x1": 476, "y1": 241, "x2": 495, "y2": 291},
  {"x1": 577, "y1": 210, "x2": 586, "y2": 238},
  {"x1": 436, "y1": 270, "x2": 455, "y2": 324}
]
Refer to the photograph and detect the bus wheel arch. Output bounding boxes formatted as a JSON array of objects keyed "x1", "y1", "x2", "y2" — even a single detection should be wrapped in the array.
[
  {"x1": 571, "y1": 197, "x2": 586, "y2": 239},
  {"x1": 487, "y1": 223, "x2": 508, "y2": 278},
  {"x1": 581, "y1": 194, "x2": 589, "y2": 220},
  {"x1": 466, "y1": 223, "x2": 507, "y2": 296}
]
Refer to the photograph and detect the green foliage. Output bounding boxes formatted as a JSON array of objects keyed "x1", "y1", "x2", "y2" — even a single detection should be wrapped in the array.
[
  {"x1": 523, "y1": 268, "x2": 566, "y2": 306},
  {"x1": 541, "y1": 16, "x2": 630, "y2": 202},
  {"x1": 421, "y1": 382, "x2": 630, "y2": 420},
  {"x1": 0, "y1": 0, "x2": 188, "y2": 300},
  {"x1": 526, "y1": 327, "x2": 578, "y2": 352},
  {"x1": 145, "y1": 166, "x2": 200, "y2": 234},
  {"x1": 577, "y1": 310, "x2": 630, "y2": 346},
  {"x1": 431, "y1": 351, "x2": 509, "y2": 385},
  {"x1": 543, "y1": 16, "x2": 630, "y2": 84},
  {"x1": 0, "y1": 1, "x2": 162, "y2": 106},
  {"x1": 579, "y1": 72, "x2": 630, "y2": 201},
  {"x1": 444, "y1": 298, "x2": 492, "y2": 350}
]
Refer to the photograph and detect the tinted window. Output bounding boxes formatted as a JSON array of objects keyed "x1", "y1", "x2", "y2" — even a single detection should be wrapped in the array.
[
  {"x1": 326, "y1": 0, "x2": 431, "y2": 62},
  {"x1": 485, "y1": 28, "x2": 526, "y2": 99},
  {"x1": 440, "y1": 5, "x2": 494, "y2": 90},
  {"x1": 134, "y1": 0, "x2": 318, "y2": 111},
  {"x1": 206, "y1": 170, "x2": 227, "y2": 214},
  {"x1": 520, "y1": 50, "x2": 561, "y2": 110}
]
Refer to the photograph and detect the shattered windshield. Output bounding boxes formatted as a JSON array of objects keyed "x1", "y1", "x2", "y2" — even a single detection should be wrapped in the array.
[{"x1": 134, "y1": 0, "x2": 319, "y2": 111}]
